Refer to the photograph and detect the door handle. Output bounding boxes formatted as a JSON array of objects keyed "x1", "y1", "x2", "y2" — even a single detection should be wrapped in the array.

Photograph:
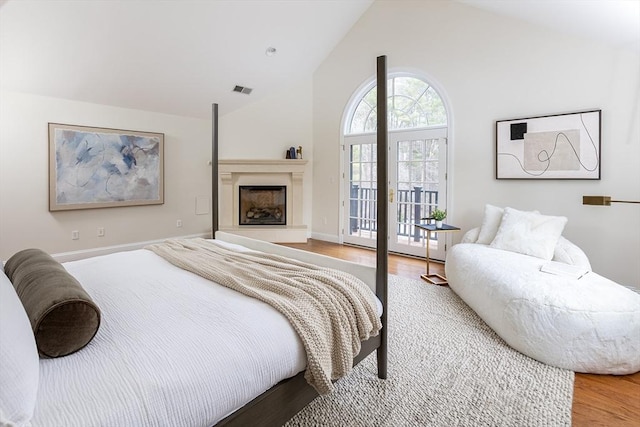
[{"x1": 389, "y1": 189, "x2": 394, "y2": 203}]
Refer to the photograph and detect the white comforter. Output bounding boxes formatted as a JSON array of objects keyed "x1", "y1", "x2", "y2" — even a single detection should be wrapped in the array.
[{"x1": 31, "y1": 242, "x2": 310, "y2": 426}]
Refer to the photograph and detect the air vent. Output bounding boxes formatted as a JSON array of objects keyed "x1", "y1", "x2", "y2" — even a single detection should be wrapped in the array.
[{"x1": 233, "y1": 85, "x2": 253, "y2": 95}]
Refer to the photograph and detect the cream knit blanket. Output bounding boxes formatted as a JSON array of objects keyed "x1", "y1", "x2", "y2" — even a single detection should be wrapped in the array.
[{"x1": 146, "y1": 238, "x2": 382, "y2": 394}]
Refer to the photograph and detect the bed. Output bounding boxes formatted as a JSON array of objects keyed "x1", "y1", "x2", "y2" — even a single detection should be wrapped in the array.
[
  {"x1": 1, "y1": 234, "x2": 382, "y2": 426},
  {"x1": 0, "y1": 56, "x2": 390, "y2": 427}
]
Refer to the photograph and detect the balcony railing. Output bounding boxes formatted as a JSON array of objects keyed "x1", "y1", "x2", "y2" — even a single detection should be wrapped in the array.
[{"x1": 349, "y1": 186, "x2": 438, "y2": 241}]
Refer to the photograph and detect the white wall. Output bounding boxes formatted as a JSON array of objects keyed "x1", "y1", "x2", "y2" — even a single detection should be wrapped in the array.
[
  {"x1": 312, "y1": 1, "x2": 640, "y2": 287},
  {"x1": 219, "y1": 78, "x2": 314, "y2": 232},
  {"x1": 1, "y1": 2, "x2": 637, "y2": 288},
  {"x1": 0, "y1": 76, "x2": 315, "y2": 260},
  {"x1": 0, "y1": 91, "x2": 212, "y2": 260}
]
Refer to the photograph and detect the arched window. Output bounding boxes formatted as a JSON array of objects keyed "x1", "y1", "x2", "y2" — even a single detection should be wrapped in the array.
[
  {"x1": 346, "y1": 75, "x2": 447, "y2": 134},
  {"x1": 343, "y1": 73, "x2": 450, "y2": 260}
]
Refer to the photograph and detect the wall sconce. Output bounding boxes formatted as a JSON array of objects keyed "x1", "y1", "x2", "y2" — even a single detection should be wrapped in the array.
[{"x1": 583, "y1": 196, "x2": 640, "y2": 206}]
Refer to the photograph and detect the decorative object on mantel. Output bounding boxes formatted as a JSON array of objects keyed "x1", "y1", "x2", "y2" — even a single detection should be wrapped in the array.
[
  {"x1": 583, "y1": 195, "x2": 640, "y2": 205},
  {"x1": 48, "y1": 123, "x2": 164, "y2": 211},
  {"x1": 496, "y1": 109, "x2": 601, "y2": 180},
  {"x1": 286, "y1": 146, "x2": 297, "y2": 159},
  {"x1": 296, "y1": 145, "x2": 303, "y2": 159}
]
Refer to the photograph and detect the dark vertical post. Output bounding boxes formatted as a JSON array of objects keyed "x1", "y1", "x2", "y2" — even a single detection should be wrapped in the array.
[
  {"x1": 212, "y1": 103, "x2": 219, "y2": 238},
  {"x1": 376, "y1": 55, "x2": 388, "y2": 379},
  {"x1": 413, "y1": 186, "x2": 422, "y2": 242}
]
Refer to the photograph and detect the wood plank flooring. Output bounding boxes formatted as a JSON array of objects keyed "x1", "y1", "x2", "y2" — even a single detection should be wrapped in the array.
[{"x1": 281, "y1": 239, "x2": 640, "y2": 427}]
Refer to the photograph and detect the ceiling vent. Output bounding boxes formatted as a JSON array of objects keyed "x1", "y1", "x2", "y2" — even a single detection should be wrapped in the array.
[{"x1": 233, "y1": 85, "x2": 253, "y2": 95}]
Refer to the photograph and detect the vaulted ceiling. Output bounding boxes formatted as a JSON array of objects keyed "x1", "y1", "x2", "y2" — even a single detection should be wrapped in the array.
[
  {"x1": 0, "y1": 0, "x2": 374, "y2": 118},
  {"x1": 1, "y1": 0, "x2": 637, "y2": 119},
  {"x1": 458, "y1": 0, "x2": 639, "y2": 52}
]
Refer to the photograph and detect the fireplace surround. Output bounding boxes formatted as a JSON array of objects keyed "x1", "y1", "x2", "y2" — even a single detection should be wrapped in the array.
[{"x1": 218, "y1": 159, "x2": 308, "y2": 242}]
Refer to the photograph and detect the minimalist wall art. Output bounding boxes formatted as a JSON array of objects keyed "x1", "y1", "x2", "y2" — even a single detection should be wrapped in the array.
[
  {"x1": 49, "y1": 123, "x2": 164, "y2": 211},
  {"x1": 496, "y1": 110, "x2": 601, "y2": 179}
]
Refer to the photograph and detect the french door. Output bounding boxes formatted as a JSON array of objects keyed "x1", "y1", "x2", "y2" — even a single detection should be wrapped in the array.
[{"x1": 343, "y1": 126, "x2": 448, "y2": 260}]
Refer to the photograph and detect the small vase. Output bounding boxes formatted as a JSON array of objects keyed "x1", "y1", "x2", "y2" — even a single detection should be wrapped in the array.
[{"x1": 435, "y1": 220, "x2": 443, "y2": 228}]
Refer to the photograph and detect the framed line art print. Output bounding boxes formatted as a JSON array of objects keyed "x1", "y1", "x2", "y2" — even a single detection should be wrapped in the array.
[
  {"x1": 49, "y1": 123, "x2": 164, "y2": 211},
  {"x1": 495, "y1": 110, "x2": 601, "y2": 180}
]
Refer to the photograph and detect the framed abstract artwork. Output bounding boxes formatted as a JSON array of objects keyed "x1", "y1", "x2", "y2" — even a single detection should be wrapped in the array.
[
  {"x1": 49, "y1": 123, "x2": 164, "y2": 211},
  {"x1": 495, "y1": 110, "x2": 601, "y2": 180}
]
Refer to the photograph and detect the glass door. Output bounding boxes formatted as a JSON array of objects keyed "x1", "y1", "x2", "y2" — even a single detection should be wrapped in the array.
[
  {"x1": 343, "y1": 134, "x2": 378, "y2": 248},
  {"x1": 343, "y1": 126, "x2": 448, "y2": 260},
  {"x1": 389, "y1": 127, "x2": 447, "y2": 259}
]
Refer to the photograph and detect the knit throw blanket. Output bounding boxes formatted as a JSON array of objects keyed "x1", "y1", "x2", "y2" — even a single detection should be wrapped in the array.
[{"x1": 146, "y1": 238, "x2": 382, "y2": 394}]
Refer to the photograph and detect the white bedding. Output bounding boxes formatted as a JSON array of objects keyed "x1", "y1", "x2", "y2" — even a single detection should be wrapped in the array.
[{"x1": 30, "y1": 240, "x2": 380, "y2": 426}]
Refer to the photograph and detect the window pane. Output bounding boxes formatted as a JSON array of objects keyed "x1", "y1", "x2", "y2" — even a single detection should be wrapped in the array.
[
  {"x1": 397, "y1": 161, "x2": 410, "y2": 182},
  {"x1": 429, "y1": 139, "x2": 439, "y2": 160},
  {"x1": 410, "y1": 161, "x2": 425, "y2": 182},
  {"x1": 397, "y1": 141, "x2": 411, "y2": 161},
  {"x1": 346, "y1": 76, "x2": 447, "y2": 135},
  {"x1": 412, "y1": 140, "x2": 424, "y2": 161},
  {"x1": 425, "y1": 87, "x2": 447, "y2": 126},
  {"x1": 361, "y1": 144, "x2": 371, "y2": 162},
  {"x1": 362, "y1": 163, "x2": 371, "y2": 181},
  {"x1": 351, "y1": 162, "x2": 361, "y2": 181}
]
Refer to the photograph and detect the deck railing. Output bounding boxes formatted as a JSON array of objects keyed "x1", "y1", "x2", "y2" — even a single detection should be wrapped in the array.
[{"x1": 349, "y1": 186, "x2": 438, "y2": 240}]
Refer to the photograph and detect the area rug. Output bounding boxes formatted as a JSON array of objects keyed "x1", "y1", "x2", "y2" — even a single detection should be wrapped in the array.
[{"x1": 285, "y1": 275, "x2": 574, "y2": 426}]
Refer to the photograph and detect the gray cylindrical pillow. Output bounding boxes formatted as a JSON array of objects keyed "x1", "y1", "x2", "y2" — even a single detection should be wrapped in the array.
[{"x1": 4, "y1": 248, "x2": 101, "y2": 358}]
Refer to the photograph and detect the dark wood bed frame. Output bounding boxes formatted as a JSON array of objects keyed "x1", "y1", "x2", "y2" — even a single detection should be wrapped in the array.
[{"x1": 212, "y1": 56, "x2": 389, "y2": 427}]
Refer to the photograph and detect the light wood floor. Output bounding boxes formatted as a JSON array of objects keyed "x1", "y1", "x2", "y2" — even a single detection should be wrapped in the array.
[{"x1": 282, "y1": 239, "x2": 640, "y2": 427}]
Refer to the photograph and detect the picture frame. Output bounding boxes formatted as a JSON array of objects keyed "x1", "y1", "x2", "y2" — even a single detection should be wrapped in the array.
[
  {"x1": 49, "y1": 123, "x2": 164, "y2": 211},
  {"x1": 495, "y1": 110, "x2": 601, "y2": 180}
]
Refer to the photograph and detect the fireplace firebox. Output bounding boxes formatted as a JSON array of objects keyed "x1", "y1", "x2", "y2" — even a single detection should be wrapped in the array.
[{"x1": 239, "y1": 186, "x2": 286, "y2": 226}]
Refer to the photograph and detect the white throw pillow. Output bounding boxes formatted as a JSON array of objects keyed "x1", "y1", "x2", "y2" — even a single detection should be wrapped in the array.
[
  {"x1": 553, "y1": 236, "x2": 592, "y2": 270},
  {"x1": 476, "y1": 204, "x2": 506, "y2": 244},
  {"x1": 0, "y1": 268, "x2": 39, "y2": 427},
  {"x1": 490, "y1": 207, "x2": 568, "y2": 260},
  {"x1": 461, "y1": 227, "x2": 480, "y2": 244}
]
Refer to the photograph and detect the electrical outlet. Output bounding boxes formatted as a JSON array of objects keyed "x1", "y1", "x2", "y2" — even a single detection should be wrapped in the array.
[
  {"x1": 176, "y1": 219, "x2": 183, "y2": 228},
  {"x1": 71, "y1": 230, "x2": 80, "y2": 240},
  {"x1": 97, "y1": 227, "x2": 105, "y2": 237}
]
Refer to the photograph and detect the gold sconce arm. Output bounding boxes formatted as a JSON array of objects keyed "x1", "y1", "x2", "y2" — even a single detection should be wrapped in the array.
[{"x1": 583, "y1": 196, "x2": 640, "y2": 206}]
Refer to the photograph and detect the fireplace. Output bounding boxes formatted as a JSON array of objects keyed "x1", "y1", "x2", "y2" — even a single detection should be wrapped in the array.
[
  {"x1": 239, "y1": 185, "x2": 286, "y2": 226},
  {"x1": 219, "y1": 159, "x2": 307, "y2": 242}
]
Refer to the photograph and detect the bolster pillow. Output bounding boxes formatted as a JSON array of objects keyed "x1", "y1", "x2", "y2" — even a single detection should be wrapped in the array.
[{"x1": 4, "y1": 248, "x2": 101, "y2": 358}]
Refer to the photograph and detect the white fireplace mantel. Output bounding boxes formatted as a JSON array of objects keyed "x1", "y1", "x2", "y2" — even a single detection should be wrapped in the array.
[{"x1": 218, "y1": 159, "x2": 308, "y2": 242}]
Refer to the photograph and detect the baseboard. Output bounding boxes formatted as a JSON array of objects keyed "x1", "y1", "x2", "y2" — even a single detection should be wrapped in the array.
[
  {"x1": 51, "y1": 233, "x2": 210, "y2": 263},
  {"x1": 309, "y1": 232, "x2": 339, "y2": 243}
]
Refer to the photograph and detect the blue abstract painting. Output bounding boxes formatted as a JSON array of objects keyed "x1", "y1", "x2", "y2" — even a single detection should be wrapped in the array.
[{"x1": 49, "y1": 123, "x2": 164, "y2": 211}]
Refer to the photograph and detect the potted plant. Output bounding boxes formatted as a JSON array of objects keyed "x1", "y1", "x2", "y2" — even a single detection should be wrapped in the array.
[{"x1": 431, "y1": 208, "x2": 447, "y2": 228}]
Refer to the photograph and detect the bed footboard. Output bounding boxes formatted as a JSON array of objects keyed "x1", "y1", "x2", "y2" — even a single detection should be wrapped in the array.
[{"x1": 214, "y1": 231, "x2": 376, "y2": 294}]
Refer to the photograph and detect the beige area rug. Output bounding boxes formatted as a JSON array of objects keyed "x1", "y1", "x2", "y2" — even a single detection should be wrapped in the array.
[{"x1": 285, "y1": 275, "x2": 574, "y2": 426}]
